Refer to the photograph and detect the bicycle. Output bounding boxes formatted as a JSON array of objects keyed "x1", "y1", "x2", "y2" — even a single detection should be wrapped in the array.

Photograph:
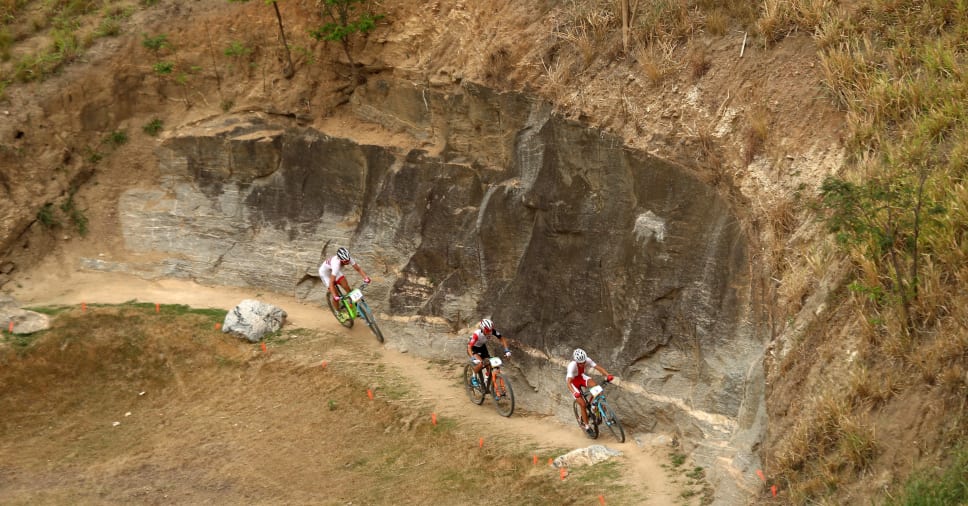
[
  {"x1": 326, "y1": 282, "x2": 384, "y2": 343},
  {"x1": 463, "y1": 355, "x2": 515, "y2": 417},
  {"x1": 573, "y1": 380, "x2": 625, "y2": 443}
]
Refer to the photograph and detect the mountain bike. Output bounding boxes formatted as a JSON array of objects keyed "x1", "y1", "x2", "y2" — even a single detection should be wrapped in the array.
[
  {"x1": 573, "y1": 380, "x2": 625, "y2": 442},
  {"x1": 463, "y1": 355, "x2": 515, "y2": 417},
  {"x1": 326, "y1": 282, "x2": 384, "y2": 343}
]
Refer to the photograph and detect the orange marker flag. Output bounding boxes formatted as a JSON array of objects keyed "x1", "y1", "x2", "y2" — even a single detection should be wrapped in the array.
[
  {"x1": 260, "y1": 342, "x2": 267, "y2": 353},
  {"x1": 756, "y1": 469, "x2": 766, "y2": 482},
  {"x1": 478, "y1": 437, "x2": 483, "y2": 448},
  {"x1": 548, "y1": 458, "x2": 553, "y2": 466},
  {"x1": 599, "y1": 495, "x2": 606, "y2": 505},
  {"x1": 559, "y1": 467, "x2": 567, "y2": 480},
  {"x1": 431, "y1": 413, "x2": 437, "y2": 425},
  {"x1": 215, "y1": 322, "x2": 222, "y2": 330},
  {"x1": 81, "y1": 302, "x2": 87, "y2": 312},
  {"x1": 155, "y1": 303, "x2": 160, "y2": 313},
  {"x1": 771, "y1": 485, "x2": 777, "y2": 497},
  {"x1": 532, "y1": 455, "x2": 538, "y2": 465},
  {"x1": 367, "y1": 389, "x2": 374, "y2": 400},
  {"x1": 7, "y1": 320, "x2": 13, "y2": 332}
]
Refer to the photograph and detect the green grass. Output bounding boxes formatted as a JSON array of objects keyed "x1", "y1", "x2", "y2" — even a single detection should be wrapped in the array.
[{"x1": 888, "y1": 446, "x2": 968, "y2": 506}]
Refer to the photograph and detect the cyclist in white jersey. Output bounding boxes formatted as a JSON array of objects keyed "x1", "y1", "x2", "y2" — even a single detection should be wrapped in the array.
[
  {"x1": 566, "y1": 348, "x2": 614, "y2": 436},
  {"x1": 318, "y1": 247, "x2": 370, "y2": 320}
]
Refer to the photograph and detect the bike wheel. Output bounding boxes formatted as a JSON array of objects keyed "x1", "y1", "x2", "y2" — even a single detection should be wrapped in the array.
[
  {"x1": 491, "y1": 373, "x2": 515, "y2": 417},
  {"x1": 357, "y1": 301, "x2": 384, "y2": 343},
  {"x1": 463, "y1": 364, "x2": 485, "y2": 405},
  {"x1": 327, "y1": 292, "x2": 353, "y2": 329},
  {"x1": 573, "y1": 399, "x2": 598, "y2": 438},
  {"x1": 599, "y1": 400, "x2": 625, "y2": 443}
]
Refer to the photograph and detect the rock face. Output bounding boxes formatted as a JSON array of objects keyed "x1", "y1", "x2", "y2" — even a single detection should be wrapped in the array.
[{"x1": 106, "y1": 79, "x2": 762, "y2": 503}]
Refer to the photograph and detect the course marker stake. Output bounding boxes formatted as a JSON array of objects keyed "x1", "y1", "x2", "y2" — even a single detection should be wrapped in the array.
[
  {"x1": 7, "y1": 320, "x2": 13, "y2": 332},
  {"x1": 478, "y1": 437, "x2": 483, "y2": 448},
  {"x1": 155, "y1": 303, "x2": 160, "y2": 313},
  {"x1": 81, "y1": 302, "x2": 87, "y2": 312},
  {"x1": 756, "y1": 469, "x2": 765, "y2": 482},
  {"x1": 367, "y1": 389, "x2": 374, "y2": 400},
  {"x1": 560, "y1": 467, "x2": 567, "y2": 480},
  {"x1": 215, "y1": 322, "x2": 221, "y2": 330},
  {"x1": 431, "y1": 413, "x2": 437, "y2": 425},
  {"x1": 320, "y1": 360, "x2": 327, "y2": 368},
  {"x1": 532, "y1": 455, "x2": 537, "y2": 465},
  {"x1": 771, "y1": 485, "x2": 777, "y2": 497},
  {"x1": 261, "y1": 342, "x2": 267, "y2": 353},
  {"x1": 599, "y1": 495, "x2": 606, "y2": 505}
]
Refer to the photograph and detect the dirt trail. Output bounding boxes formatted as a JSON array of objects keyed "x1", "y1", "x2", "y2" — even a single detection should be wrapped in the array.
[{"x1": 9, "y1": 267, "x2": 689, "y2": 505}]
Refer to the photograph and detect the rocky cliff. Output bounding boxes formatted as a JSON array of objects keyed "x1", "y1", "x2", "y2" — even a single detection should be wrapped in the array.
[{"x1": 99, "y1": 78, "x2": 763, "y2": 501}]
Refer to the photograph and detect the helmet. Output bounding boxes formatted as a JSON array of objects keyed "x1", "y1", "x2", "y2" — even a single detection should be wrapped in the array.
[
  {"x1": 573, "y1": 348, "x2": 587, "y2": 363},
  {"x1": 479, "y1": 318, "x2": 493, "y2": 332},
  {"x1": 336, "y1": 247, "x2": 351, "y2": 263}
]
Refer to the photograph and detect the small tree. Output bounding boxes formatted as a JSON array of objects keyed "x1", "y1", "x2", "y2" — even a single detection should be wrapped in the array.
[
  {"x1": 310, "y1": 0, "x2": 383, "y2": 83},
  {"x1": 228, "y1": 0, "x2": 294, "y2": 78}
]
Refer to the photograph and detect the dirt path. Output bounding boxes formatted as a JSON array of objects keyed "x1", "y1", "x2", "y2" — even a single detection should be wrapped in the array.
[{"x1": 9, "y1": 268, "x2": 690, "y2": 505}]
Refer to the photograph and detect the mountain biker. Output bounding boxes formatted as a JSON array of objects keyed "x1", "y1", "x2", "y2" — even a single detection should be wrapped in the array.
[
  {"x1": 566, "y1": 348, "x2": 614, "y2": 437},
  {"x1": 318, "y1": 247, "x2": 370, "y2": 321},
  {"x1": 467, "y1": 318, "x2": 511, "y2": 386}
]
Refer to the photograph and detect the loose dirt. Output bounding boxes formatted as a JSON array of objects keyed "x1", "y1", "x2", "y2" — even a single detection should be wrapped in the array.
[{"x1": 5, "y1": 260, "x2": 695, "y2": 505}]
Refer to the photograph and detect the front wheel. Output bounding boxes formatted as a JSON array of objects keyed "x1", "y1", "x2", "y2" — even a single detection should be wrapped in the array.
[
  {"x1": 357, "y1": 301, "x2": 384, "y2": 343},
  {"x1": 491, "y1": 372, "x2": 515, "y2": 417},
  {"x1": 327, "y1": 294, "x2": 353, "y2": 329},
  {"x1": 463, "y1": 364, "x2": 485, "y2": 405},
  {"x1": 573, "y1": 398, "x2": 598, "y2": 439},
  {"x1": 599, "y1": 401, "x2": 625, "y2": 443}
]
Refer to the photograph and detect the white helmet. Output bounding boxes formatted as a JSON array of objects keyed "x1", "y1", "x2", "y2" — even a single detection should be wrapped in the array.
[
  {"x1": 479, "y1": 318, "x2": 493, "y2": 332},
  {"x1": 336, "y1": 247, "x2": 351, "y2": 263},
  {"x1": 573, "y1": 348, "x2": 587, "y2": 363}
]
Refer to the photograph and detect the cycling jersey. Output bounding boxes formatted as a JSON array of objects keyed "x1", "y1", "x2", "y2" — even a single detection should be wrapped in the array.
[
  {"x1": 318, "y1": 254, "x2": 357, "y2": 287},
  {"x1": 566, "y1": 358, "x2": 598, "y2": 388},
  {"x1": 468, "y1": 328, "x2": 503, "y2": 348}
]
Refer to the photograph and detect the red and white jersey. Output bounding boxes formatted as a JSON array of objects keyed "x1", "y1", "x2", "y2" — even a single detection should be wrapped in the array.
[
  {"x1": 318, "y1": 255, "x2": 356, "y2": 287},
  {"x1": 566, "y1": 358, "x2": 598, "y2": 382},
  {"x1": 468, "y1": 328, "x2": 502, "y2": 348}
]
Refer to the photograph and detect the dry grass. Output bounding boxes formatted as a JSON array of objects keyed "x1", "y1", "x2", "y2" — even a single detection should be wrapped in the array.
[
  {"x1": 634, "y1": 40, "x2": 676, "y2": 86},
  {"x1": 686, "y1": 41, "x2": 710, "y2": 80},
  {"x1": 0, "y1": 304, "x2": 632, "y2": 505},
  {"x1": 743, "y1": 105, "x2": 770, "y2": 164}
]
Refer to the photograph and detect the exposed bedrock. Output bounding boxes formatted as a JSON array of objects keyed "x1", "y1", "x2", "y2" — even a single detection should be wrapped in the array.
[{"x1": 105, "y1": 79, "x2": 763, "y2": 503}]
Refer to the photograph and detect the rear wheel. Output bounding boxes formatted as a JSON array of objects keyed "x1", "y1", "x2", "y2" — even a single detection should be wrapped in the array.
[
  {"x1": 491, "y1": 372, "x2": 515, "y2": 417},
  {"x1": 463, "y1": 364, "x2": 485, "y2": 405},
  {"x1": 599, "y1": 401, "x2": 625, "y2": 443},
  {"x1": 327, "y1": 290, "x2": 353, "y2": 328},
  {"x1": 357, "y1": 301, "x2": 384, "y2": 343}
]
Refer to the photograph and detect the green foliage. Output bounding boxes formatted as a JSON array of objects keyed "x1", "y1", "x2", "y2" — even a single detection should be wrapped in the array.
[
  {"x1": 310, "y1": 0, "x2": 384, "y2": 44},
  {"x1": 60, "y1": 193, "x2": 88, "y2": 237},
  {"x1": 224, "y1": 40, "x2": 251, "y2": 58},
  {"x1": 105, "y1": 129, "x2": 127, "y2": 146},
  {"x1": 141, "y1": 33, "x2": 169, "y2": 53},
  {"x1": 143, "y1": 118, "x2": 163, "y2": 136},
  {"x1": 888, "y1": 446, "x2": 968, "y2": 506},
  {"x1": 153, "y1": 61, "x2": 173, "y2": 74},
  {"x1": 816, "y1": 168, "x2": 945, "y2": 330},
  {"x1": 37, "y1": 203, "x2": 60, "y2": 228}
]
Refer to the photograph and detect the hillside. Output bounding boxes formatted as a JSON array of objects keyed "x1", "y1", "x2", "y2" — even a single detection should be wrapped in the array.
[{"x1": 2, "y1": 0, "x2": 966, "y2": 504}]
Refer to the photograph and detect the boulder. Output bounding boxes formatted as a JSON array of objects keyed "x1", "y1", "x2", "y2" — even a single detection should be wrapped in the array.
[{"x1": 222, "y1": 299, "x2": 287, "y2": 343}]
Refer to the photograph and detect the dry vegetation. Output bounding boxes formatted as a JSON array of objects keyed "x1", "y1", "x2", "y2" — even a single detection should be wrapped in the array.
[
  {"x1": 0, "y1": 304, "x2": 634, "y2": 505},
  {"x1": 1, "y1": 0, "x2": 967, "y2": 504}
]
